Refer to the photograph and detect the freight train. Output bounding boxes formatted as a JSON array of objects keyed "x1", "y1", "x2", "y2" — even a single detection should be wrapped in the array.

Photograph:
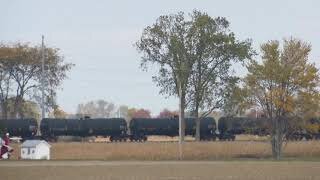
[
  {"x1": 129, "y1": 117, "x2": 217, "y2": 141},
  {"x1": 218, "y1": 116, "x2": 320, "y2": 141},
  {"x1": 40, "y1": 118, "x2": 128, "y2": 142},
  {"x1": 0, "y1": 117, "x2": 217, "y2": 142},
  {"x1": 218, "y1": 117, "x2": 270, "y2": 136},
  {"x1": 2, "y1": 116, "x2": 319, "y2": 142},
  {"x1": 0, "y1": 118, "x2": 38, "y2": 138}
]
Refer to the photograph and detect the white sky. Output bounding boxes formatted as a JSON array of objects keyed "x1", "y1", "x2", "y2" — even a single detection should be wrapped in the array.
[{"x1": 1, "y1": 0, "x2": 319, "y2": 115}]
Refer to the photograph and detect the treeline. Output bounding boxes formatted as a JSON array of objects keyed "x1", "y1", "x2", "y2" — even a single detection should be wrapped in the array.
[
  {"x1": 74, "y1": 99, "x2": 179, "y2": 120},
  {"x1": 0, "y1": 43, "x2": 73, "y2": 119}
]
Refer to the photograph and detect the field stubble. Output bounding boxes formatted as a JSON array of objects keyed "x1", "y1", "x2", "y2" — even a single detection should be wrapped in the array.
[{"x1": 9, "y1": 138, "x2": 320, "y2": 160}]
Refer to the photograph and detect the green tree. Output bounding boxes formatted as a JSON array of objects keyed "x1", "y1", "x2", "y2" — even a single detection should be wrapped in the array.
[
  {"x1": 0, "y1": 62, "x2": 12, "y2": 119},
  {"x1": 136, "y1": 11, "x2": 198, "y2": 141},
  {"x1": 244, "y1": 38, "x2": 320, "y2": 159},
  {"x1": 0, "y1": 44, "x2": 16, "y2": 119},
  {"x1": 0, "y1": 97, "x2": 40, "y2": 119},
  {"x1": 185, "y1": 11, "x2": 253, "y2": 140},
  {"x1": 0, "y1": 42, "x2": 73, "y2": 118},
  {"x1": 222, "y1": 79, "x2": 251, "y2": 117}
]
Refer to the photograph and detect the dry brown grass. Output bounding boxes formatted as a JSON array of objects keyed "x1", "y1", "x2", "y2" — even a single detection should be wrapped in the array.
[
  {"x1": 235, "y1": 134, "x2": 270, "y2": 141},
  {"x1": 94, "y1": 135, "x2": 268, "y2": 142},
  {"x1": 93, "y1": 135, "x2": 196, "y2": 142},
  {"x1": 9, "y1": 140, "x2": 320, "y2": 160}
]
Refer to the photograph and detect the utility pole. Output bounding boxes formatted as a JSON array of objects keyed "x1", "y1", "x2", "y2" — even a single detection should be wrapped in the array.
[{"x1": 41, "y1": 35, "x2": 45, "y2": 120}]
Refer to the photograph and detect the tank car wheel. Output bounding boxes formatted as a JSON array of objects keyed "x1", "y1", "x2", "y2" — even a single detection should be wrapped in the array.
[
  {"x1": 143, "y1": 136, "x2": 147, "y2": 142},
  {"x1": 110, "y1": 136, "x2": 114, "y2": 142}
]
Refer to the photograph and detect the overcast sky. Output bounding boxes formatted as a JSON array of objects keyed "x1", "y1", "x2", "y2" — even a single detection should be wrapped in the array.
[{"x1": 1, "y1": 0, "x2": 319, "y2": 115}]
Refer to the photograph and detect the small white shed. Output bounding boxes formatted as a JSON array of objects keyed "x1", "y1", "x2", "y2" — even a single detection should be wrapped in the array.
[{"x1": 20, "y1": 140, "x2": 51, "y2": 160}]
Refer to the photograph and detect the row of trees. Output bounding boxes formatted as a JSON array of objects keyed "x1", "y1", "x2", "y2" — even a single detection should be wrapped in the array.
[
  {"x1": 136, "y1": 10, "x2": 320, "y2": 159},
  {"x1": 75, "y1": 99, "x2": 179, "y2": 119},
  {"x1": 0, "y1": 42, "x2": 73, "y2": 119}
]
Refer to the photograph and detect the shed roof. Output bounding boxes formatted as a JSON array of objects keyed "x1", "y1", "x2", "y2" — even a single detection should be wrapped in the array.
[{"x1": 21, "y1": 140, "x2": 51, "y2": 148}]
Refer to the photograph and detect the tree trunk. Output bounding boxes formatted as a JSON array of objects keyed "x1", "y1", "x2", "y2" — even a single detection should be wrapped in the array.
[
  {"x1": 13, "y1": 96, "x2": 24, "y2": 118},
  {"x1": 178, "y1": 86, "x2": 185, "y2": 142},
  {"x1": 13, "y1": 96, "x2": 20, "y2": 118},
  {"x1": 195, "y1": 118, "x2": 201, "y2": 141},
  {"x1": 1, "y1": 102, "x2": 8, "y2": 120},
  {"x1": 194, "y1": 109, "x2": 200, "y2": 141},
  {"x1": 271, "y1": 117, "x2": 282, "y2": 160}
]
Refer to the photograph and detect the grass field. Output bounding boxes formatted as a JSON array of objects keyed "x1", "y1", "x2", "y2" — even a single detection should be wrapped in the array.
[
  {"x1": 1, "y1": 161, "x2": 320, "y2": 180},
  {"x1": 9, "y1": 140, "x2": 320, "y2": 160},
  {"x1": 4, "y1": 139, "x2": 320, "y2": 180}
]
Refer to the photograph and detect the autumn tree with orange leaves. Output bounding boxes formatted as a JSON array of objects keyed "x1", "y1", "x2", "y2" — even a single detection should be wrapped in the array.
[
  {"x1": 244, "y1": 38, "x2": 320, "y2": 160},
  {"x1": 157, "y1": 109, "x2": 178, "y2": 118},
  {"x1": 128, "y1": 108, "x2": 151, "y2": 118}
]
